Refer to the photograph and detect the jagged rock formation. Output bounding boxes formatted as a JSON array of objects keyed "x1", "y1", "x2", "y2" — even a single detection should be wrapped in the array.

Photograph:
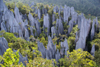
[
  {"x1": 53, "y1": 6, "x2": 59, "y2": 13},
  {"x1": 60, "y1": 38, "x2": 69, "y2": 56},
  {"x1": 64, "y1": 5, "x2": 70, "y2": 22},
  {"x1": 91, "y1": 17, "x2": 99, "y2": 40},
  {"x1": 56, "y1": 18, "x2": 64, "y2": 35},
  {"x1": 38, "y1": 42, "x2": 46, "y2": 58},
  {"x1": 68, "y1": 20, "x2": 74, "y2": 35},
  {"x1": 43, "y1": 14, "x2": 50, "y2": 35},
  {"x1": 37, "y1": 36, "x2": 69, "y2": 62},
  {"x1": 76, "y1": 14, "x2": 91, "y2": 50},
  {"x1": 0, "y1": 0, "x2": 98, "y2": 63},
  {"x1": 38, "y1": 9, "x2": 41, "y2": 19},
  {"x1": 51, "y1": 26, "x2": 56, "y2": 38},
  {"x1": 0, "y1": 37, "x2": 8, "y2": 55},
  {"x1": 91, "y1": 44, "x2": 95, "y2": 56}
]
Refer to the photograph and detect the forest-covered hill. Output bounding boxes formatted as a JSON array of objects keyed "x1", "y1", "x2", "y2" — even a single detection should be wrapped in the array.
[{"x1": 3, "y1": 0, "x2": 100, "y2": 16}]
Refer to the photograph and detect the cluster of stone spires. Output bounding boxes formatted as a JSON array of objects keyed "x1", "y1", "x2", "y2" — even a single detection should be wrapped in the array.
[{"x1": 0, "y1": 0, "x2": 97, "y2": 66}]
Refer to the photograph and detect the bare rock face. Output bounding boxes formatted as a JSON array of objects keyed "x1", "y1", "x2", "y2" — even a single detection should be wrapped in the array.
[
  {"x1": 47, "y1": 36, "x2": 56, "y2": 59},
  {"x1": 38, "y1": 9, "x2": 41, "y2": 20},
  {"x1": 68, "y1": 20, "x2": 74, "y2": 35},
  {"x1": 64, "y1": 5, "x2": 70, "y2": 22},
  {"x1": 38, "y1": 42, "x2": 46, "y2": 58},
  {"x1": 91, "y1": 19, "x2": 96, "y2": 40},
  {"x1": 34, "y1": 19, "x2": 41, "y2": 36},
  {"x1": 51, "y1": 26, "x2": 56, "y2": 38},
  {"x1": 53, "y1": 6, "x2": 59, "y2": 13},
  {"x1": 91, "y1": 17, "x2": 99, "y2": 40},
  {"x1": 0, "y1": 37, "x2": 8, "y2": 55},
  {"x1": 78, "y1": 14, "x2": 83, "y2": 30},
  {"x1": 55, "y1": 49, "x2": 60, "y2": 62},
  {"x1": 91, "y1": 44, "x2": 95, "y2": 56},
  {"x1": 70, "y1": 7, "x2": 78, "y2": 24},
  {"x1": 60, "y1": 38, "x2": 69, "y2": 56},
  {"x1": 56, "y1": 18, "x2": 64, "y2": 35},
  {"x1": 34, "y1": 7, "x2": 38, "y2": 14},
  {"x1": 95, "y1": 17, "x2": 99, "y2": 31},
  {"x1": 52, "y1": 14, "x2": 56, "y2": 23},
  {"x1": 43, "y1": 14, "x2": 50, "y2": 36},
  {"x1": 76, "y1": 14, "x2": 91, "y2": 50},
  {"x1": 28, "y1": 12, "x2": 35, "y2": 26},
  {"x1": 14, "y1": 6, "x2": 28, "y2": 38},
  {"x1": 24, "y1": 28, "x2": 29, "y2": 41},
  {"x1": 0, "y1": 0, "x2": 4, "y2": 28}
]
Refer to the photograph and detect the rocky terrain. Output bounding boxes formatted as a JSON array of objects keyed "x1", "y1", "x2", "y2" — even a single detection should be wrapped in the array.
[{"x1": 0, "y1": 0, "x2": 99, "y2": 66}]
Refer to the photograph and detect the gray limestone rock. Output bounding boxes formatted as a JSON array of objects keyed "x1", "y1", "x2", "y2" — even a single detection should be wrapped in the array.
[
  {"x1": 18, "y1": 29, "x2": 23, "y2": 37},
  {"x1": 29, "y1": 2, "x2": 35, "y2": 7},
  {"x1": 52, "y1": 14, "x2": 56, "y2": 23},
  {"x1": 24, "y1": 19, "x2": 28, "y2": 26},
  {"x1": 28, "y1": 12, "x2": 35, "y2": 26},
  {"x1": 91, "y1": 44, "x2": 95, "y2": 56},
  {"x1": 91, "y1": 19, "x2": 95, "y2": 40},
  {"x1": 70, "y1": 7, "x2": 78, "y2": 24},
  {"x1": 0, "y1": 0, "x2": 5, "y2": 28},
  {"x1": 43, "y1": 14, "x2": 50, "y2": 36},
  {"x1": 24, "y1": 28, "x2": 29, "y2": 41},
  {"x1": 34, "y1": 7, "x2": 38, "y2": 14},
  {"x1": 38, "y1": 9, "x2": 41, "y2": 20},
  {"x1": 68, "y1": 20, "x2": 74, "y2": 35},
  {"x1": 51, "y1": 26, "x2": 56, "y2": 38},
  {"x1": 0, "y1": 37, "x2": 8, "y2": 55},
  {"x1": 34, "y1": 19, "x2": 41, "y2": 36},
  {"x1": 60, "y1": 38, "x2": 69, "y2": 55},
  {"x1": 46, "y1": 49, "x2": 52, "y2": 59},
  {"x1": 53, "y1": 6, "x2": 59, "y2": 13},
  {"x1": 64, "y1": 5, "x2": 70, "y2": 22},
  {"x1": 38, "y1": 42, "x2": 46, "y2": 58},
  {"x1": 47, "y1": 36, "x2": 56, "y2": 59},
  {"x1": 14, "y1": 6, "x2": 25, "y2": 36},
  {"x1": 55, "y1": 49, "x2": 60, "y2": 62},
  {"x1": 76, "y1": 14, "x2": 91, "y2": 50},
  {"x1": 56, "y1": 18, "x2": 64, "y2": 35},
  {"x1": 91, "y1": 17, "x2": 99, "y2": 40}
]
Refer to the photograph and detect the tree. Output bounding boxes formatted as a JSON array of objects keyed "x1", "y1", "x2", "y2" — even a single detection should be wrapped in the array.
[
  {"x1": 59, "y1": 49, "x2": 97, "y2": 67},
  {"x1": 0, "y1": 48, "x2": 20, "y2": 67},
  {"x1": 26, "y1": 57, "x2": 55, "y2": 67}
]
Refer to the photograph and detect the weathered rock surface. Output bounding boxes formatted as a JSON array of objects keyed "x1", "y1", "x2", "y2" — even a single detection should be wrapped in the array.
[
  {"x1": 0, "y1": 37, "x2": 8, "y2": 55},
  {"x1": 91, "y1": 17, "x2": 99, "y2": 40},
  {"x1": 38, "y1": 9, "x2": 41, "y2": 19},
  {"x1": 60, "y1": 38, "x2": 69, "y2": 56},
  {"x1": 76, "y1": 14, "x2": 91, "y2": 50},
  {"x1": 38, "y1": 42, "x2": 46, "y2": 58},
  {"x1": 51, "y1": 26, "x2": 56, "y2": 38},
  {"x1": 68, "y1": 20, "x2": 74, "y2": 35},
  {"x1": 34, "y1": 19, "x2": 41, "y2": 36},
  {"x1": 43, "y1": 14, "x2": 50, "y2": 35},
  {"x1": 56, "y1": 18, "x2": 64, "y2": 35},
  {"x1": 64, "y1": 5, "x2": 70, "y2": 22},
  {"x1": 91, "y1": 44, "x2": 95, "y2": 56}
]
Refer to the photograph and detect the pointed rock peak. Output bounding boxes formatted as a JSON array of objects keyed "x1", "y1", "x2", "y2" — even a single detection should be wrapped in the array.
[
  {"x1": 57, "y1": 49, "x2": 59, "y2": 54},
  {"x1": 64, "y1": 5, "x2": 67, "y2": 8},
  {"x1": 0, "y1": 0, "x2": 5, "y2": 11},
  {"x1": 14, "y1": 6, "x2": 19, "y2": 12},
  {"x1": 91, "y1": 44, "x2": 95, "y2": 56}
]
